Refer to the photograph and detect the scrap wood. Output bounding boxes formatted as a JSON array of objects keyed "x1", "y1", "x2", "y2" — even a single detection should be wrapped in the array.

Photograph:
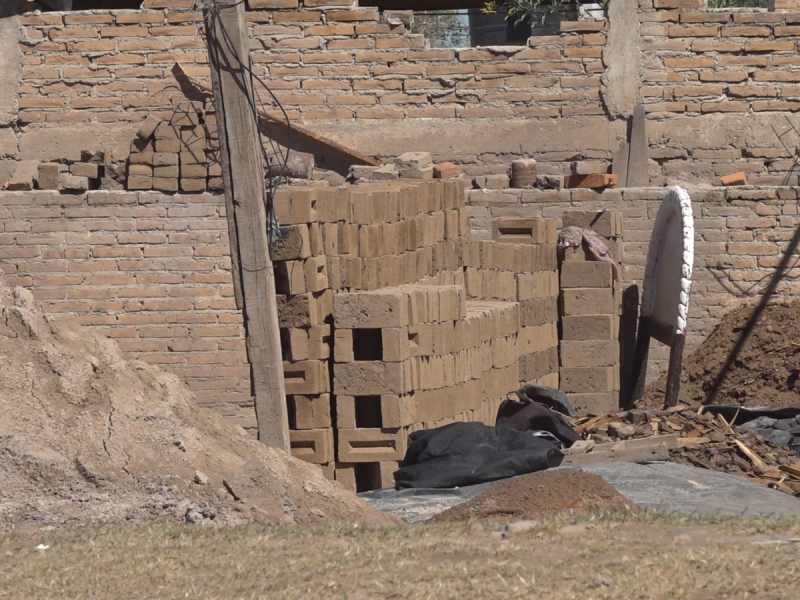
[
  {"x1": 171, "y1": 63, "x2": 381, "y2": 167},
  {"x1": 561, "y1": 441, "x2": 670, "y2": 466},
  {"x1": 676, "y1": 436, "x2": 710, "y2": 448},
  {"x1": 734, "y1": 439, "x2": 769, "y2": 471},
  {"x1": 779, "y1": 464, "x2": 800, "y2": 479},
  {"x1": 567, "y1": 405, "x2": 800, "y2": 500}
]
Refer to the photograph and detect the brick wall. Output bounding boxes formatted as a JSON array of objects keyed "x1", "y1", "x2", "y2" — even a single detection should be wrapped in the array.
[
  {"x1": 641, "y1": 4, "x2": 800, "y2": 185},
  {"x1": 467, "y1": 185, "x2": 800, "y2": 381},
  {"x1": 11, "y1": 1, "x2": 800, "y2": 182},
  {"x1": 8, "y1": 2, "x2": 609, "y2": 175},
  {"x1": 0, "y1": 190, "x2": 253, "y2": 426}
]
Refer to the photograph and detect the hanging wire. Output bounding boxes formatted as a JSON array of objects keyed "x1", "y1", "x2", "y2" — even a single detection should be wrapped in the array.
[{"x1": 199, "y1": 0, "x2": 292, "y2": 242}]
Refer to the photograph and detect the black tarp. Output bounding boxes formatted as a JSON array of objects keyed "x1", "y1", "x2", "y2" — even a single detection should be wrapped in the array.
[
  {"x1": 394, "y1": 421, "x2": 564, "y2": 489},
  {"x1": 495, "y1": 398, "x2": 582, "y2": 447}
]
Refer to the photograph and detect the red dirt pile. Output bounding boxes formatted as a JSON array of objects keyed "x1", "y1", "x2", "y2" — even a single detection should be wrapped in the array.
[
  {"x1": 430, "y1": 470, "x2": 638, "y2": 522},
  {"x1": 0, "y1": 280, "x2": 396, "y2": 529},
  {"x1": 645, "y1": 302, "x2": 800, "y2": 408}
]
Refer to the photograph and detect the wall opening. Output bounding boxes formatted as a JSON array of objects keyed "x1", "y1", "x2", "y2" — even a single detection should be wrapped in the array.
[
  {"x1": 354, "y1": 396, "x2": 383, "y2": 428},
  {"x1": 352, "y1": 329, "x2": 383, "y2": 362}
]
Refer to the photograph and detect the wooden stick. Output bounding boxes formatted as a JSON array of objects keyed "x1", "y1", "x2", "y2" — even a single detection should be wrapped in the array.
[
  {"x1": 734, "y1": 439, "x2": 768, "y2": 472},
  {"x1": 173, "y1": 63, "x2": 381, "y2": 167}
]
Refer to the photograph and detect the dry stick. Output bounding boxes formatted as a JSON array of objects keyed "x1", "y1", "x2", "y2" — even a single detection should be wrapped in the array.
[
  {"x1": 172, "y1": 63, "x2": 381, "y2": 167},
  {"x1": 734, "y1": 439, "x2": 769, "y2": 472}
]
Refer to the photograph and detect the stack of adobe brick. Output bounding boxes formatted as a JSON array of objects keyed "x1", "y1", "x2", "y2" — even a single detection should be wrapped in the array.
[
  {"x1": 127, "y1": 101, "x2": 223, "y2": 194},
  {"x1": 331, "y1": 285, "x2": 520, "y2": 490},
  {"x1": 558, "y1": 210, "x2": 623, "y2": 415},
  {"x1": 464, "y1": 218, "x2": 560, "y2": 389},
  {"x1": 270, "y1": 180, "x2": 560, "y2": 492}
]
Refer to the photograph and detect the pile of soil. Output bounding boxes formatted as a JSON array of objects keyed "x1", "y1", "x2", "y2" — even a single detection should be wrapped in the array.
[
  {"x1": 0, "y1": 280, "x2": 396, "y2": 529},
  {"x1": 645, "y1": 302, "x2": 800, "y2": 408},
  {"x1": 430, "y1": 470, "x2": 638, "y2": 522}
]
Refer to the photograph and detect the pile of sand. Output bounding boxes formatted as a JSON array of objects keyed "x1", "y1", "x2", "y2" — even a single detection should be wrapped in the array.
[
  {"x1": 645, "y1": 302, "x2": 800, "y2": 408},
  {"x1": 430, "y1": 470, "x2": 638, "y2": 522},
  {"x1": 0, "y1": 280, "x2": 395, "y2": 529}
]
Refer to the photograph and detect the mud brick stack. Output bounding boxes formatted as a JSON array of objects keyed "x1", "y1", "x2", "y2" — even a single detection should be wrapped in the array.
[
  {"x1": 332, "y1": 285, "x2": 520, "y2": 491},
  {"x1": 465, "y1": 217, "x2": 560, "y2": 389},
  {"x1": 127, "y1": 101, "x2": 223, "y2": 194},
  {"x1": 267, "y1": 180, "x2": 564, "y2": 493},
  {"x1": 558, "y1": 210, "x2": 623, "y2": 415}
]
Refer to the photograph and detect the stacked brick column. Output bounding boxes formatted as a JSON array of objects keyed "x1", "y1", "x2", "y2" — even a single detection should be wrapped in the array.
[
  {"x1": 127, "y1": 102, "x2": 223, "y2": 194},
  {"x1": 558, "y1": 210, "x2": 622, "y2": 415},
  {"x1": 332, "y1": 285, "x2": 519, "y2": 491}
]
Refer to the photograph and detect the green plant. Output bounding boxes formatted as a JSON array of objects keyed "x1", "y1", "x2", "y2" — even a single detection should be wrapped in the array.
[{"x1": 483, "y1": 0, "x2": 606, "y2": 26}]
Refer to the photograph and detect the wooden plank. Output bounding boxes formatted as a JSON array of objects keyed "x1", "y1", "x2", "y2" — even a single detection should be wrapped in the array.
[
  {"x1": 734, "y1": 439, "x2": 768, "y2": 471},
  {"x1": 612, "y1": 141, "x2": 630, "y2": 188},
  {"x1": 780, "y1": 465, "x2": 800, "y2": 480},
  {"x1": 590, "y1": 434, "x2": 678, "y2": 453},
  {"x1": 204, "y1": 0, "x2": 289, "y2": 451},
  {"x1": 561, "y1": 441, "x2": 670, "y2": 466},
  {"x1": 626, "y1": 314, "x2": 651, "y2": 409},
  {"x1": 627, "y1": 105, "x2": 649, "y2": 187},
  {"x1": 664, "y1": 333, "x2": 686, "y2": 407},
  {"x1": 563, "y1": 173, "x2": 618, "y2": 189},
  {"x1": 173, "y1": 63, "x2": 380, "y2": 167},
  {"x1": 205, "y1": 18, "x2": 242, "y2": 311},
  {"x1": 676, "y1": 436, "x2": 710, "y2": 448}
]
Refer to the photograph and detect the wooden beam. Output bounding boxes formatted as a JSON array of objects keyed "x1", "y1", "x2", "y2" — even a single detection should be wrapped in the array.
[
  {"x1": 204, "y1": 0, "x2": 289, "y2": 451},
  {"x1": 173, "y1": 63, "x2": 380, "y2": 167},
  {"x1": 664, "y1": 333, "x2": 686, "y2": 408}
]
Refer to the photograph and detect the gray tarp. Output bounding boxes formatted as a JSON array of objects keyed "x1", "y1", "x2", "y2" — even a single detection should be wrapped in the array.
[{"x1": 360, "y1": 461, "x2": 800, "y2": 523}]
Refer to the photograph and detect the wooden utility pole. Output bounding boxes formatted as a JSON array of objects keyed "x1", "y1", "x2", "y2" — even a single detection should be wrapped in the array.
[{"x1": 204, "y1": 0, "x2": 290, "y2": 451}]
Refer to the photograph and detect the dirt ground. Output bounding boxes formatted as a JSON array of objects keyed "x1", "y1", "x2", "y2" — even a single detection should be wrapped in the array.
[
  {"x1": 431, "y1": 470, "x2": 638, "y2": 522},
  {"x1": 2, "y1": 513, "x2": 800, "y2": 599},
  {"x1": 0, "y1": 280, "x2": 393, "y2": 529},
  {"x1": 645, "y1": 302, "x2": 800, "y2": 408}
]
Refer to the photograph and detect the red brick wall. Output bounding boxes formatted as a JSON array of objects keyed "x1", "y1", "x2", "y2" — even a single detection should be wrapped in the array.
[
  {"x1": 0, "y1": 190, "x2": 253, "y2": 427},
  {"x1": 13, "y1": 2, "x2": 608, "y2": 173},
  {"x1": 641, "y1": 3, "x2": 800, "y2": 185}
]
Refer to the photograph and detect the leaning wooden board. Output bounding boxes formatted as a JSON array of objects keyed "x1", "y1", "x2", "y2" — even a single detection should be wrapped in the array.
[{"x1": 561, "y1": 434, "x2": 677, "y2": 466}]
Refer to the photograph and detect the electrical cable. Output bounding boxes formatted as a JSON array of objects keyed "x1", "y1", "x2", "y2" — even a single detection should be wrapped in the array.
[{"x1": 200, "y1": 0, "x2": 292, "y2": 242}]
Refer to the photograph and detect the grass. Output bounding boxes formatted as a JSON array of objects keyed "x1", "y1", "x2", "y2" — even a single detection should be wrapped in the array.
[{"x1": 2, "y1": 512, "x2": 800, "y2": 599}]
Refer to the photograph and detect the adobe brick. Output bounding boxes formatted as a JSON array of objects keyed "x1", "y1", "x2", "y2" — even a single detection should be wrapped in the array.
[
  {"x1": 100, "y1": 26, "x2": 149, "y2": 37},
  {"x1": 151, "y1": 26, "x2": 197, "y2": 36},
  {"x1": 667, "y1": 25, "x2": 718, "y2": 37},
  {"x1": 50, "y1": 27, "x2": 99, "y2": 40}
]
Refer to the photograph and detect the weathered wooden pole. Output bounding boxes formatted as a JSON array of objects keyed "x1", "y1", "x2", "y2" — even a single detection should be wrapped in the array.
[{"x1": 204, "y1": 0, "x2": 289, "y2": 451}]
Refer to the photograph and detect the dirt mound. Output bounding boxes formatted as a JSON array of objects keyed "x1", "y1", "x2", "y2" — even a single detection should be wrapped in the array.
[
  {"x1": 0, "y1": 281, "x2": 396, "y2": 529},
  {"x1": 643, "y1": 302, "x2": 800, "y2": 408},
  {"x1": 430, "y1": 470, "x2": 638, "y2": 522}
]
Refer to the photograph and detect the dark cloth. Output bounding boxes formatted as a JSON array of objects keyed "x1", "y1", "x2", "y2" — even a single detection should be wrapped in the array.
[
  {"x1": 394, "y1": 422, "x2": 563, "y2": 490},
  {"x1": 495, "y1": 398, "x2": 582, "y2": 448},
  {"x1": 514, "y1": 384, "x2": 575, "y2": 416}
]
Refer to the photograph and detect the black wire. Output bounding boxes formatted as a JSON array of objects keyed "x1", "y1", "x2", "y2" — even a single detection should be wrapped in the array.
[{"x1": 202, "y1": 1, "x2": 292, "y2": 240}]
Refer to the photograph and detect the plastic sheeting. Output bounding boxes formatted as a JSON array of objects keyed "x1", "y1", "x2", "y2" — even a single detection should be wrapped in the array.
[{"x1": 361, "y1": 461, "x2": 800, "y2": 522}]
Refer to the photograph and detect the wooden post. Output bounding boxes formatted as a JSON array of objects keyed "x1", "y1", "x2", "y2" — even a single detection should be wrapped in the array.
[
  {"x1": 664, "y1": 333, "x2": 686, "y2": 408},
  {"x1": 204, "y1": 0, "x2": 290, "y2": 451}
]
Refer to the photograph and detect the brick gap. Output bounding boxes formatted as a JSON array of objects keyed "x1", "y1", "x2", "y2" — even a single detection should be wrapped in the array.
[
  {"x1": 354, "y1": 395, "x2": 382, "y2": 428},
  {"x1": 353, "y1": 462, "x2": 382, "y2": 493},
  {"x1": 352, "y1": 328, "x2": 383, "y2": 361}
]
